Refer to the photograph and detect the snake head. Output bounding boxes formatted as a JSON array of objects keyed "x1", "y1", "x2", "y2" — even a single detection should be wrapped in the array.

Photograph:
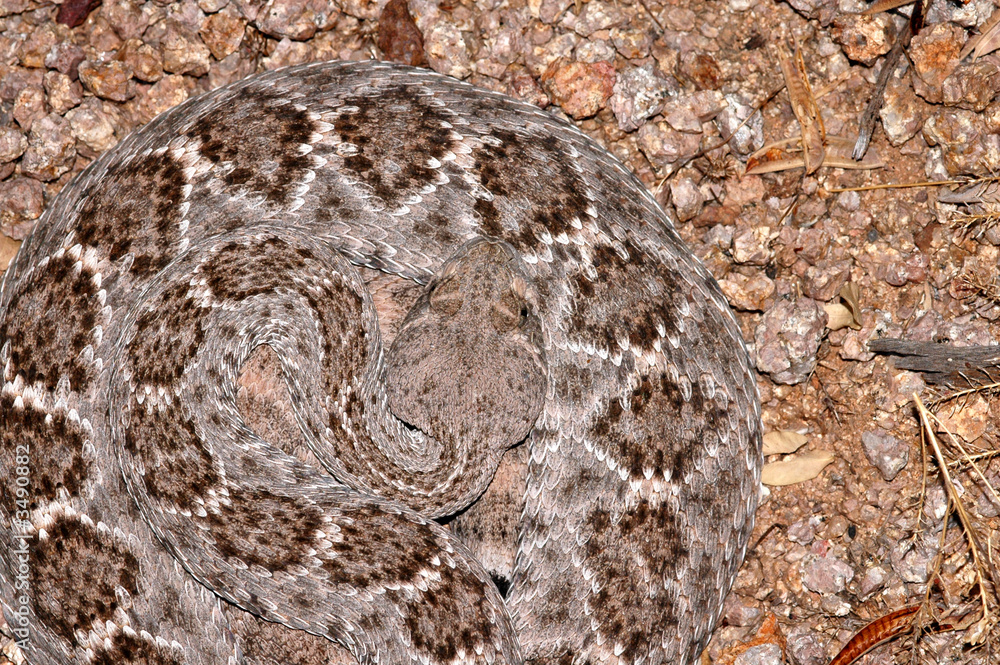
[{"x1": 385, "y1": 238, "x2": 547, "y2": 504}]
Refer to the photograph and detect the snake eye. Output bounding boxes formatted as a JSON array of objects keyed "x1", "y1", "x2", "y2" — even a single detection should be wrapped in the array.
[{"x1": 519, "y1": 304, "x2": 529, "y2": 326}]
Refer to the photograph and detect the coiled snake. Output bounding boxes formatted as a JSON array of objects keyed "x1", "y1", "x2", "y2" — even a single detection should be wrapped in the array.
[{"x1": 0, "y1": 60, "x2": 762, "y2": 665}]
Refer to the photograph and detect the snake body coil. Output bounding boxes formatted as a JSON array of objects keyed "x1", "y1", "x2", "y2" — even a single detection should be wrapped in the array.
[{"x1": 0, "y1": 61, "x2": 762, "y2": 665}]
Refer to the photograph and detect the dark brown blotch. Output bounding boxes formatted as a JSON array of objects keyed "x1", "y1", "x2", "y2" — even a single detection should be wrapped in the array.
[
  {"x1": 583, "y1": 500, "x2": 685, "y2": 662},
  {"x1": 567, "y1": 239, "x2": 686, "y2": 356},
  {"x1": 0, "y1": 395, "x2": 92, "y2": 510},
  {"x1": 402, "y1": 563, "x2": 500, "y2": 663},
  {"x1": 471, "y1": 129, "x2": 592, "y2": 255},
  {"x1": 322, "y1": 505, "x2": 441, "y2": 589},
  {"x1": 31, "y1": 517, "x2": 139, "y2": 645},
  {"x1": 201, "y1": 237, "x2": 310, "y2": 302},
  {"x1": 208, "y1": 490, "x2": 323, "y2": 573},
  {"x1": 0, "y1": 253, "x2": 100, "y2": 391},
  {"x1": 334, "y1": 86, "x2": 457, "y2": 209},
  {"x1": 126, "y1": 282, "x2": 207, "y2": 387},
  {"x1": 123, "y1": 399, "x2": 220, "y2": 509},
  {"x1": 75, "y1": 149, "x2": 187, "y2": 278},
  {"x1": 188, "y1": 87, "x2": 317, "y2": 207},
  {"x1": 90, "y1": 631, "x2": 184, "y2": 665},
  {"x1": 591, "y1": 370, "x2": 725, "y2": 483}
]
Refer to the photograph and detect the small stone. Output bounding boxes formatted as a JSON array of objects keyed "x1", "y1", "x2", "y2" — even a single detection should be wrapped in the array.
[
  {"x1": 138, "y1": 75, "x2": 193, "y2": 123},
  {"x1": 935, "y1": 395, "x2": 989, "y2": 443},
  {"x1": 692, "y1": 204, "x2": 739, "y2": 229},
  {"x1": 116, "y1": 39, "x2": 165, "y2": 84},
  {"x1": 504, "y1": 69, "x2": 549, "y2": 107},
  {"x1": 610, "y1": 24, "x2": 653, "y2": 59},
  {"x1": 526, "y1": 31, "x2": 578, "y2": 77},
  {"x1": 669, "y1": 176, "x2": 705, "y2": 222},
  {"x1": 44, "y1": 41, "x2": 86, "y2": 80},
  {"x1": 474, "y1": 10, "x2": 526, "y2": 77},
  {"x1": 861, "y1": 430, "x2": 909, "y2": 481},
  {"x1": 44, "y1": 70, "x2": 83, "y2": 115},
  {"x1": 819, "y1": 595, "x2": 852, "y2": 617},
  {"x1": 572, "y1": 1, "x2": 624, "y2": 37},
  {"x1": 0, "y1": 126, "x2": 28, "y2": 163},
  {"x1": 941, "y1": 59, "x2": 1000, "y2": 112},
  {"x1": 103, "y1": 0, "x2": 150, "y2": 41},
  {"x1": 256, "y1": 0, "x2": 336, "y2": 41},
  {"x1": 784, "y1": 0, "x2": 836, "y2": 22},
  {"x1": 574, "y1": 39, "x2": 616, "y2": 64},
  {"x1": 636, "y1": 120, "x2": 702, "y2": 170},
  {"x1": 877, "y1": 368, "x2": 926, "y2": 412},
  {"x1": 199, "y1": 0, "x2": 230, "y2": 12},
  {"x1": 909, "y1": 22, "x2": 964, "y2": 104},
  {"x1": 18, "y1": 24, "x2": 62, "y2": 69},
  {"x1": 803, "y1": 259, "x2": 851, "y2": 301},
  {"x1": 0, "y1": 177, "x2": 44, "y2": 239},
  {"x1": 677, "y1": 52, "x2": 720, "y2": 90},
  {"x1": 0, "y1": 68, "x2": 44, "y2": 105},
  {"x1": 88, "y1": 14, "x2": 125, "y2": 53},
  {"x1": 879, "y1": 72, "x2": 925, "y2": 146},
  {"x1": 608, "y1": 63, "x2": 674, "y2": 132},
  {"x1": 661, "y1": 6, "x2": 696, "y2": 31},
  {"x1": 535, "y1": 0, "x2": 573, "y2": 24},
  {"x1": 800, "y1": 555, "x2": 854, "y2": 595},
  {"x1": 890, "y1": 531, "x2": 938, "y2": 583},
  {"x1": 57, "y1": 0, "x2": 102, "y2": 29},
  {"x1": 923, "y1": 109, "x2": 987, "y2": 176},
  {"x1": 541, "y1": 59, "x2": 615, "y2": 119},
  {"x1": 79, "y1": 60, "x2": 136, "y2": 102},
  {"x1": 662, "y1": 90, "x2": 726, "y2": 133},
  {"x1": 785, "y1": 630, "x2": 826, "y2": 665},
  {"x1": 733, "y1": 642, "x2": 783, "y2": 665},
  {"x1": 200, "y1": 7, "x2": 248, "y2": 61},
  {"x1": 66, "y1": 99, "x2": 118, "y2": 153},
  {"x1": 339, "y1": 0, "x2": 381, "y2": 20},
  {"x1": 13, "y1": 86, "x2": 47, "y2": 133},
  {"x1": 718, "y1": 272, "x2": 774, "y2": 312},
  {"x1": 732, "y1": 226, "x2": 774, "y2": 265},
  {"x1": 831, "y1": 12, "x2": 895, "y2": 66},
  {"x1": 159, "y1": 20, "x2": 213, "y2": 77},
  {"x1": 261, "y1": 37, "x2": 313, "y2": 69},
  {"x1": 754, "y1": 297, "x2": 827, "y2": 385},
  {"x1": 715, "y1": 93, "x2": 764, "y2": 157},
  {"x1": 787, "y1": 517, "x2": 818, "y2": 545},
  {"x1": 858, "y1": 565, "x2": 889, "y2": 599},
  {"x1": 423, "y1": 18, "x2": 472, "y2": 79},
  {"x1": 722, "y1": 595, "x2": 762, "y2": 627},
  {"x1": 20, "y1": 113, "x2": 76, "y2": 182}
]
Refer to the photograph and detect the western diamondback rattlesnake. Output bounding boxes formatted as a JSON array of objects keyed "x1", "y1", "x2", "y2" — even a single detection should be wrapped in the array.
[{"x1": 0, "y1": 60, "x2": 762, "y2": 665}]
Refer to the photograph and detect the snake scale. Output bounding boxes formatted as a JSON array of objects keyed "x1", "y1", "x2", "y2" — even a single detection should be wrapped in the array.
[{"x1": 0, "y1": 60, "x2": 762, "y2": 665}]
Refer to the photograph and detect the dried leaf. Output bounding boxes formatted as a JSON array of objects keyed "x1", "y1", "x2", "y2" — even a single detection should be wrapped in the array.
[
  {"x1": 827, "y1": 606, "x2": 921, "y2": 665},
  {"x1": 824, "y1": 303, "x2": 857, "y2": 331},
  {"x1": 745, "y1": 138, "x2": 808, "y2": 175},
  {"x1": 961, "y1": 7, "x2": 1000, "y2": 61},
  {"x1": 862, "y1": 0, "x2": 914, "y2": 15},
  {"x1": 745, "y1": 136, "x2": 883, "y2": 175},
  {"x1": 778, "y1": 38, "x2": 824, "y2": 175},
  {"x1": 938, "y1": 178, "x2": 1000, "y2": 206},
  {"x1": 761, "y1": 449, "x2": 835, "y2": 486},
  {"x1": 839, "y1": 283, "x2": 861, "y2": 320},
  {"x1": 0, "y1": 235, "x2": 21, "y2": 272},
  {"x1": 965, "y1": 615, "x2": 995, "y2": 646},
  {"x1": 762, "y1": 430, "x2": 808, "y2": 456},
  {"x1": 822, "y1": 136, "x2": 885, "y2": 169}
]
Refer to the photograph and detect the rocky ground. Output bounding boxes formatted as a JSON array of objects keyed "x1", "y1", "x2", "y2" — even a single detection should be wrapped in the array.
[{"x1": 4, "y1": 0, "x2": 1000, "y2": 664}]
